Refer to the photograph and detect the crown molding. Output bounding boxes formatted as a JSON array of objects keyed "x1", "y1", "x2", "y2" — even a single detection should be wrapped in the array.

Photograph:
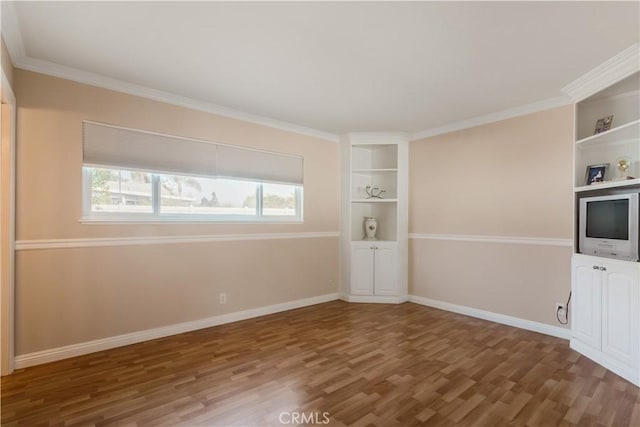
[
  {"x1": 14, "y1": 56, "x2": 340, "y2": 143},
  {"x1": 0, "y1": 2, "x2": 338, "y2": 144},
  {"x1": 561, "y1": 43, "x2": 639, "y2": 102},
  {"x1": 410, "y1": 95, "x2": 571, "y2": 141},
  {"x1": 340, "y1": 132, "x2": 410, "y2": 145}
]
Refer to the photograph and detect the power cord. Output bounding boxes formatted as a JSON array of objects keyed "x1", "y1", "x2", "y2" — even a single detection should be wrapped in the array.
[{"x1": 556, "y1": 291, "x2": 572, "y2": 325}]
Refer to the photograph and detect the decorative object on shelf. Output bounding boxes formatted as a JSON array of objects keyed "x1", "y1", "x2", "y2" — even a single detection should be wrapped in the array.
[
  {"x1": 614, "y1": 157, "x2": 634, "y2": 181},
  {"x1": 364, "y1": 217, "x2": 378, "y2": 240},
  {"x1": 585, "y1": 163, "x2": 609, "y2": 185},
  {"x1": 594, "y1": 115, "x2": 613, "y2": 134},
  {"x1": 365, "y1": 185, "x2": 386, "y2": 199}
]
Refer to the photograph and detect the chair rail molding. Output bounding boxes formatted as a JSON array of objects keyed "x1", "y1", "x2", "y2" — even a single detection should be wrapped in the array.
[{"x1": 15, "y1": 231, "x2": 340, "y2": 251}]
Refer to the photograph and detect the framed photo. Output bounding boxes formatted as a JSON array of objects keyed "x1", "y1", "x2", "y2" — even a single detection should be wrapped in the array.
[
  {"x1": 594, "y1": 115, "x2": 613, "y2": 134},
  {"x1": 585, "y1": 163, "x2": 609, "y2": 185}
]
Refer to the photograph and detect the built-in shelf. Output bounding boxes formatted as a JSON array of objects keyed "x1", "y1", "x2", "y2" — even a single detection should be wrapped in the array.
[
  {"x1": 576, "y1": 119, "x2": 640, "y2": 147},
  {"x1": 342, "y1": 134, "x2": 407, "y2": 302},
  {"x1": 574, "y1": 178, "x2": 640, "y2": 192},
  {"x1": 351, "y1": 199, "x2": 398, "y2": 203},
  {"x1": 351, "y1": 239, "x2": 397, "y2": 243},
  {"x1": 351, "y1": 168, "x2": 398, "y2": 175}
]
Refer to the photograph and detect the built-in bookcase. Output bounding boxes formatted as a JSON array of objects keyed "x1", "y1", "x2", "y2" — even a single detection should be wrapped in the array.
[
  {"x1": 339, "y1": 133, "x2": 408, "y2": 303},
  {"x1": 574, "y1": 71, "x2": 640, "y2": 192}
]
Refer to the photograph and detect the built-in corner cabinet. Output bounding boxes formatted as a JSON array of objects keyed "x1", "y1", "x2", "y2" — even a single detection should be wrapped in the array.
[
  {"x1": 571, "y1": 254, "x2": 639, "y2": 385},
  {"x1": 339, "y1": 133, "x2": 408, "y2": 303},
  {"x1": 567, "y1": 50, "x2": 640, "y2": 386}
]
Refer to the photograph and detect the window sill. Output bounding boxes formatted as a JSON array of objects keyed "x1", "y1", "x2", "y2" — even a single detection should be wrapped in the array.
[{"x1": 80, "y1": 216, "x2": 303, "y2": 225}]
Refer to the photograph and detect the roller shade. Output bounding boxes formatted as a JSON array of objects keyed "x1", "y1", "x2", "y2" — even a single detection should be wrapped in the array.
[
  {"x1": 216, "y1": 145, "x2": 303, "y2": 185},
  {"x1": 82, "y1": 121, "x2": 303, "y2": 185}
]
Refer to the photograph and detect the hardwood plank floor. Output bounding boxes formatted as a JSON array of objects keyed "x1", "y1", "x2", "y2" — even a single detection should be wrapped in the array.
[{"x1": 2, "y1": 301, "x2": 639, "y2": 426}]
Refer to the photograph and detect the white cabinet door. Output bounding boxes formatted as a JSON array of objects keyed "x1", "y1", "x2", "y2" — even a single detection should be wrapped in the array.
[
  {"x1": 374, "y1": 244, "x2": 397, "y2": 296},
  {"x1": 572, "y1": 257, "x2": 602, "y2": 350},
  {"x1": 601, "y1": 261, "x2": 639, "y2": 369},
  {"x1": 351, "y1": 245, "x2": 374, "y2": 295}
]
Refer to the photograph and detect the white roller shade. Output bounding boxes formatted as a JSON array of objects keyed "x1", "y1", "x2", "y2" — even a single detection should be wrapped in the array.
[
  {"x1": 216, "y1": 145, "x2": 303, "y2": 185},
  {"x1": 83, "y1": 121, "x2": 303, "y2": 185}
]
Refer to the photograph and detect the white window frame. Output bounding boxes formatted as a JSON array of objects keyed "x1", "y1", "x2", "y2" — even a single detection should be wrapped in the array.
[{"x1": 81, "y1": 167, "x2": 303, "y2": 223}]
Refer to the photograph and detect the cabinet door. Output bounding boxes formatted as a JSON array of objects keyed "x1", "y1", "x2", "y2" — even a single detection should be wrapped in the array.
[
  {"x1": 572, "y1": 258, "x2": 602, "y2": 349},
  {"x1": 351, "y1": 245, "x2": 374, "y2": 295},
  {"x1": 601, "y1": 262, "x2": 639, "y2": 369},
  {"x1": 373, "y1": 244, "x2": 397, "y2": 296}
]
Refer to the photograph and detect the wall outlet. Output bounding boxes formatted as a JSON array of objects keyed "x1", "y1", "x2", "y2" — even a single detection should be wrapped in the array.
[{"x1": 219, "y1": 292, "x2": 227, "y2": 304}]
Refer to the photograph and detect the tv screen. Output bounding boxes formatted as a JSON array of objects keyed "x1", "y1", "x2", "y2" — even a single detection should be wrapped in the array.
[{"x1": 586, "y1": 199, "x2": 629, "y2": 240}]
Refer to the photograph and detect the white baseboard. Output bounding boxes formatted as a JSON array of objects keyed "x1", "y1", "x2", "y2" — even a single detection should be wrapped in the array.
[
  {"x1": 340, "y1": 294, "x2": 408, "y2": 304},
  {"x1": 15, "y1": 292, "x2": 571, "y2": 369},
  {"x1": 14, "y1": 293, "x2": 340, "y2": 369},
  {"x1": 570, "y1": 339, "x2": 639, "y2": 387},
  {"x1": 408, "y1": 295, "x2": 571, "y2": 340}
]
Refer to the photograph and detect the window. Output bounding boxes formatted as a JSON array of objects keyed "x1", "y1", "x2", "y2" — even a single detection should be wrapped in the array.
[
  {"x1": 88, "y1": 167, "x2": 152, "y2": 213},
  {"x1": 83, "y1": 167, "x2": 302, "y2": 222},
  {"x1": 82, "y1": 121, "x2": 304, "y2": 223}
]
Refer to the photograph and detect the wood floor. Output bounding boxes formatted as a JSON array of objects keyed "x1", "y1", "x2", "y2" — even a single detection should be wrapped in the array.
[{"x1": 2, "y1": 301, "x2": 639, "y2": 426}]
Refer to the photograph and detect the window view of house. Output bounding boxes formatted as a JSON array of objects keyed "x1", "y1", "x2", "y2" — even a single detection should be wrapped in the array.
[
  {"x1": 90, "y1": 167, "x2": 152, "y2": 213},
  {"x1": 86, "y1": 167, "x2": 302, "y2": 220}
]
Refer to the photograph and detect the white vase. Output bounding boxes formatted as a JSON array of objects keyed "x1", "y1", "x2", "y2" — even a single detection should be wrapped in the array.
[{"x1": 364, "y1": 217, "x2": 378, "y2": 240}]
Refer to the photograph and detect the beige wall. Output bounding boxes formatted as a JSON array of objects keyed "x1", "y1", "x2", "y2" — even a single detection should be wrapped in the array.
[
  {"x1": 14, "y1": 70, "x2": 340, "y2": 355},
  {"x1": 409, "y1": 106, "x2": 574, "y2": 327},
  {"x1": 16, "y1": 70, "x2": 338, "y2": 240},
  {"x1": 16, "y1": 239, "x2": 337, "y2": 354}
]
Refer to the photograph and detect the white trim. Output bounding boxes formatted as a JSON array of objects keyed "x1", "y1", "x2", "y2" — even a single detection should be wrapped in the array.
[
  {"x1": 562, "y1": 43, "x2": 640, "y2": 102},
  {"x1": 410, "y1": 95, "x2": 571, "y2": 141},
  {"x1": 15, "y1": 231, "x2": 340, "y2": 251},
  {"x1": 339, "y1": 294, "x2": 408, "y2": 304},
  {"x1": 570, "y1": 339, "x2": 639, "y2": 387},
  {"x1": 409, "y1": 233, "x2": 573, "y2": 247},
  {"x1": 344, "y1": 132, "x2": 410, "y2": 145},
  {"x1": 0, "y1": 1, "x2": 337, "y2": 144},
  {"x1": 15, "y1": 56, "x2": 339, "y2": 143},
  {"x1": 409, "y1": 295, "x2": 571, "y2": 340},
  {"x1": 0, "y1": 66, "x2": 16, "y2": 376},
  {"x1": 14, "y1": 293, "x2": 340, "y2": 369}
]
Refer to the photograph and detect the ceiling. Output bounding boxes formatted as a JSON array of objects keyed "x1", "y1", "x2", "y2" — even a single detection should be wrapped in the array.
[{"x1": 3, "y1": 1, "x2": 639, "y2": 139}]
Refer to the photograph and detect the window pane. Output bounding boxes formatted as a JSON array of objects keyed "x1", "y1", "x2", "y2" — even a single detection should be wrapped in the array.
[
  {"x1": 263, "y1": 183, "x2": 298, "y2": 216},
  {"x1": 159, "y1": 174, "x2": 258, "y2": 216},
  {"x1": 90, "y1": 167, "x2": 152, "y2": 213}
]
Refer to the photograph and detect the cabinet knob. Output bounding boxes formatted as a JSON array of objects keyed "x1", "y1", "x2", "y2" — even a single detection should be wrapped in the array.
[
  {"x1": 593, "y1": 265, "x2": 599, "y2": 270},
  {"x1": 600, "y1": 266, "x2": 607, "y2": 271},
  {"x1": 370, "y1": 246, "x2": 374, "y2": 250},
  {"x1": 374, "y1": 246, "x2": 378, "y2": 250}
]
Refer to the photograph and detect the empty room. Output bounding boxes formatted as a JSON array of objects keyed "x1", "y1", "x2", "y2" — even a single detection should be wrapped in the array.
[{"x1": 1, "y1": 1, "x2": 639, "y2": 426}]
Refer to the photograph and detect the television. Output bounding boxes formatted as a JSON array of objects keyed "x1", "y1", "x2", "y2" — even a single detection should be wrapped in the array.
[{"x1": 579, "y1": 193, "x2": 639, "y2": 261}]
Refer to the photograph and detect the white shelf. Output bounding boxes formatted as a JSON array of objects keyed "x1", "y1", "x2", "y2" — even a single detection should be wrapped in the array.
[
  {"x1": 352, "y1": 168, "x2": 398, "y2": 175},
  {"x1": 576, "y1": 119, "x2": 640, "y2": 147},
  {"x1": 351, "y1": 199, "x2": 398, "y2": 203},
  {"x1": 351, "y1": 239, "x2": 397, "y2": 243},
  {"x1": 574, "y1": 178, "x2": 640, "y2": 193}
]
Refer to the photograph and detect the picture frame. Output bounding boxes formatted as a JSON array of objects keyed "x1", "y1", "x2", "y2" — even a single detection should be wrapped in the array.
[
  {"x1": 594, "y1": 115, "x2": 613, "y2": 134},
  {"x1": 585, "y1": 163, "x2": 609, "y2": 185}
]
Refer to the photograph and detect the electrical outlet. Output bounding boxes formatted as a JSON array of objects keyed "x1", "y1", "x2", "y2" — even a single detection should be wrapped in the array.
[{"x1": 219, "y1": 292, "x2": 227, "y2": 304}]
